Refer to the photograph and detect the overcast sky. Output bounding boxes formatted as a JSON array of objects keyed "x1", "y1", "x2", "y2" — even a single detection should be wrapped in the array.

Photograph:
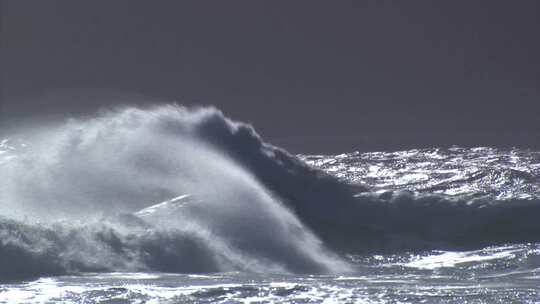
[{"x1": 1, "y1": 0, "x2": 539, "y2": 153}]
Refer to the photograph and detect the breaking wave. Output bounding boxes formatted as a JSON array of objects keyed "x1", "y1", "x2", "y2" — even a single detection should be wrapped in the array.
[{"x1": 1, "y1": 104, "x2": 539, "y2": 281}]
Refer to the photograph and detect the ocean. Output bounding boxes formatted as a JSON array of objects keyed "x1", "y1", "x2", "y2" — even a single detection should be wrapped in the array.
[{"x1": 1, "y1": 105, "x2": 539, "y2": 303}]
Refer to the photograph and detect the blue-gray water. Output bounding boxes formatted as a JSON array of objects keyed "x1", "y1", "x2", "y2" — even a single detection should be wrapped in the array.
[{"x1": 1, "y1": 106, "x2": 539, "y2": 303}]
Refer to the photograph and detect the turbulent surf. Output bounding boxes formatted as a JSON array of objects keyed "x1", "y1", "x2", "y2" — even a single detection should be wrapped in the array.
[{"x1": 1, "y1": 105, "x2": 539, "y2": 303}]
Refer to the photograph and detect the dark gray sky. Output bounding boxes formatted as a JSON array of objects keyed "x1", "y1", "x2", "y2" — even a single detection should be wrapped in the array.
[{"x1": 1, "y1": 0, "x2": 539, "y2": 153}]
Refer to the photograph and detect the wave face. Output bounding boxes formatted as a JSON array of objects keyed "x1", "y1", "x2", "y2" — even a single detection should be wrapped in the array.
[{"x1": 1, "y1": 105, "x2": 540, "y2": 281}]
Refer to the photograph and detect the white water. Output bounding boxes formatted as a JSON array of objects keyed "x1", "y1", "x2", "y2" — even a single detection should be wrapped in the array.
[{"x1": 0, "y1": 105, "x2": 347, "y2": 280}]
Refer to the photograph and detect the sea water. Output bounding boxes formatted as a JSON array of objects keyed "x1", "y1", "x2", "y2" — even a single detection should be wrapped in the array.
[{"x1": 1, "y1": 105, "x2": 538, "y2": 303}]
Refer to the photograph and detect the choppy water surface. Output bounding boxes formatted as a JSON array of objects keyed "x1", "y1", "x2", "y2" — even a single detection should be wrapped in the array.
[
  {"x1": 302, "y1": 147, "x2": 540, "y2": 200},
  {"x1": 1, "y1": 106, "x2": 539, "y2": 303}
]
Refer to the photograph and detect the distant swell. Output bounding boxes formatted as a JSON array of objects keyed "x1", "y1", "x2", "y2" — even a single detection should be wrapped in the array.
[{"x1": 1, "y1": 104, "x2": 539, "y2": 281}]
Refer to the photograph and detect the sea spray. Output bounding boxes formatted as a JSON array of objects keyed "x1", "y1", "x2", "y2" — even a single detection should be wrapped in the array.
[{"x1": 0, "y1": 105, "x2": 348, "y2": 281}]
